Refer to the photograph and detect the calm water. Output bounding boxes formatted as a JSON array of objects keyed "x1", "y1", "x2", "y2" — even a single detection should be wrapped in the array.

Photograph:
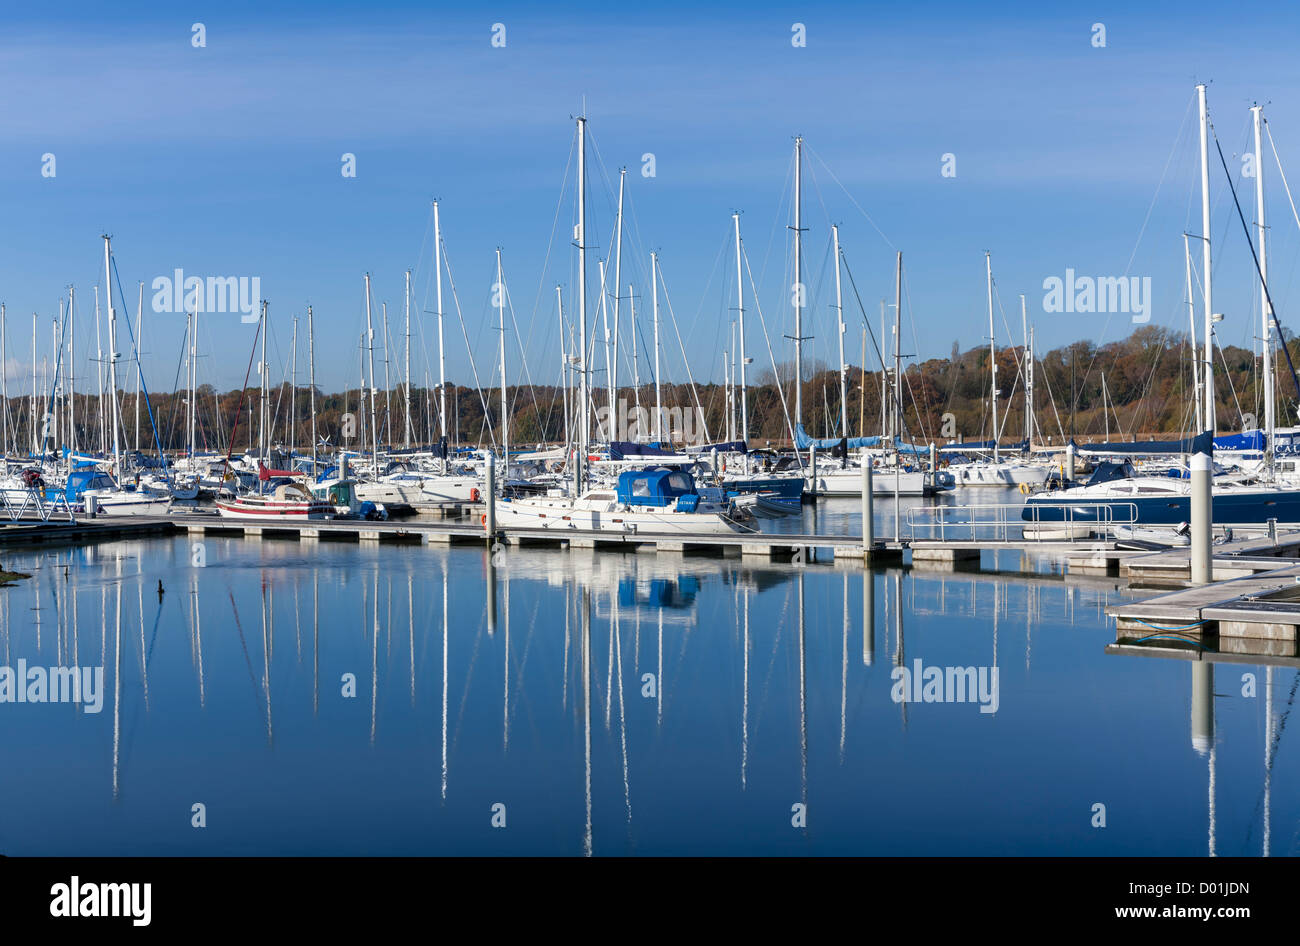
[{"x1": 0, "y1": 524, "x2": 1291, "y2": 856}]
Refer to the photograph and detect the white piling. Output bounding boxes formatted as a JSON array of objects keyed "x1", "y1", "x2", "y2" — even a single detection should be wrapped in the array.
[
  {"x1": 861, "y1": 463, "x2": 874, "y2": 550},
  {"x1": 809, "y1": 446, "x2": 818, "y2": 500},
  {"x1": 485, "y1": 453, "x2": 496, "y2": 540},
  {"x1": 1065, "y1": 442, "x2": 1076, "y2": 484},
  {"x1": 1191, "y1": 452, "x2": 1212, "y2": 584}
]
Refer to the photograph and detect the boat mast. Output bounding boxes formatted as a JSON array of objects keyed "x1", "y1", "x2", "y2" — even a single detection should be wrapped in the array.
[
  {"x1": 792, "y1": 136, "x2": 805, "y2": 429},
  {"x1": 290, "y1": 315, "x2": 298, "y2": 458},
  {"x1": 651, "y1": 252, "x2": 661, "y2": 442},
  {"x1": 102, "y1": 235, "x2": 121, "y2": 476},
  {"x1": 186, "y1": 311, "x2": 194, "y2": 459},
  {"x1": 893, "y1": 252, "x2": 902, "y2": 445},
  {"x1": 308, "y1": 305, "x2": 317, "y2": 478},
  {"x1": 364, "y1": 273, "x2": 379, "y2": 475},
  {"x1": 1197, "y1": 83, "x2": 1215, "y2": 436},
  {"x1": 134, "y1": 282, "x2": 143, "y2": 453},
  {"x1": 611, "y1": 168, "x2": 625, "y2": 426},
  {"x1": 557, "y1": 285, "x2": 569, "y2": 452},
  {"x1": 1253, "y1": 104, "x2": 1274, "y2": 471},
  {"x1": 30, "y1": 311, "x2": 36, "y2": 457},
  {"x1": 260, "y1": 300, "x2": 269, "y2": 463},
  {"x1": 434, "y1": 201, "x2": 447, "y2": 471},
  {"x1": 94, "y1": 286, "x2": 104, "y2": 455},
  {"x1": 1184, "y1": 234, "x2": 1203, "y2": 432},
  {"x1": 1021, "y1": 294, "x2": 1033, "y2": 449},
  {"x1": 67, "y1": 289, "x2": 74, "y2": 456},
  {"x1": 496, "y1": 248, "x2": 508, "y2": 478},
  {"x1": 404, "y1": 269, "x2": 412, "y2": 450},
  {"x1": 576, "y1": 116, "x2": 589, "y2": 492},
  {"x1": 599, "y1": 259, "x2": 610, "y2": 434},
  {"x1": 833, "y1": 225, "x2": 847, "y2": 438},
  {"x1": 630, "y1": 284, "x2": 640, "y2": 423},
  {"x1": 2, "y1": 303, "x2": 8, "y2": 458},
  {"x1": 381, "y1": 302, "x2": 391, "y2": 447},
  {"x1": 986, "y1": 252, "x2": 999, "y2": 463},
  {"x1": 733, "y1": 213, "x2": 748, "y2": 448}
]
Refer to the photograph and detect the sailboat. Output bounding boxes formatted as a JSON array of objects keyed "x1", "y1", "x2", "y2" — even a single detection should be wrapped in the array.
[{"x1": 1027, "y1": 87, "x2": 1300, "y2": 529}]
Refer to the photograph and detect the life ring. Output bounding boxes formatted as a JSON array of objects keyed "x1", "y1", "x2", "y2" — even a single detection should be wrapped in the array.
[
  {"x1": 470, "y1": 487, "x2": 481, "y2": 503},
  {"x1": 480, "y1": 513, "x2": 487, "y2": 525},
  {"x1": 1018, "y1": 482, "x2": 1030, "y2": 496}
]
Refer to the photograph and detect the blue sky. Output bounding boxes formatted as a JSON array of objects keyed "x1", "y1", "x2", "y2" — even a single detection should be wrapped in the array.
[{"x1": 3, "y1": 0, "x2": 1300, "y2": 400}]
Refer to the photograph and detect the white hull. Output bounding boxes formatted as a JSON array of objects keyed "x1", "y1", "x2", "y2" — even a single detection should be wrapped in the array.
[
  {"x1": 947, "y1": 462, "x2": 1050, "y2": 487},
  {"x1": 809, "y1": 468, "x2": 931, "y2": 497},
  {"x1": 495, "y1": 495, "x2": 751, "y2": 535}
]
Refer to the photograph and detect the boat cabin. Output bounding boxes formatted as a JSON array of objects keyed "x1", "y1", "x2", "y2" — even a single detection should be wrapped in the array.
[{"x1": 616, "y1": 469, "x2": 700, "y2": 510}]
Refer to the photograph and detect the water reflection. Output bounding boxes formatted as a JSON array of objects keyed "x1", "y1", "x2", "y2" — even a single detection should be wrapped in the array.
[{"x1": 0, "y1": 535, "x2": 1292, "y2": 856}]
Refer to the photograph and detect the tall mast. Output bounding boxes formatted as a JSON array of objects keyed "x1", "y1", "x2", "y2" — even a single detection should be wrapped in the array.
[
  {"x1": 986, "y1": 252, "x2": 999, "y2": 462},
  {"x1": 94, "y1": 286, "x2": 104, "y2": 454},
  {"x1": 133, "y1": 282, "x2": 143, "y2": 453},
  {"x1": 381, "y1": 302, "x2": 391, "y2": 447},
  {"x1": 1021, "y1": 294, "x2": 1033, "y2": 448},
  {"x1": 630, "y1": 284, "x2": 640, "y2": 421},
  {"x1": 733, "y1": 213, "x2": 748, "y2": 447},
  {"x1": 557, "y1": 285, "x2": 569, "y2": 451},
  {"x1": 30, "y1": 311, "x2": 36, "y2": 457},
  {"x1": 404, "y1": 269, "x2": 412, "y2": 450},
  {"x1": 102, "y1": 235, "x2": 121, "y2": 475},
  {"x1": 792, "y1": 136, "x2": 805, "y2": 428},
  {"x1": 496, "y1": 248, "x2": 508, "y2": 476},
  {"x1": 1253, "y1": 104, "x2": 1274, "y2": 468},
  {"x1": 599, "y1": 259, "x2": 611, "y2": 431},
  {"x1": 290, "y1": 315, "x2": 298, "y2": 457},
  {"x1": 260, "y1": 300, "x2": 269, "y2": 462},
  {"x1": 67, "y1": 289, "x2": 74, "y2": 456},
  {"x1": 308, "y1": 305, "x2": 317, "y2": 478},
  {"x1": 893, "y1": 252, "x2": 902, "y2": 444},
  {"x1": 611, "y1": 168, "x2": 625, "y2": 425},
  {"x1": 651, "y1": 252, "x2": 661, "y2": 442},
  {"x1": 833, "y1": 224, "x2": 847, "y2": 437},
  {"x1": 364, "y1": 273, "x2": 379, "y2": 474},
  {"x1": 1197, "y1": 83, "x2": 1215, "y2": 436},
  {"x1": 186, "y1": 311, "x2": 194, "y2": 459},
  {"x1": 434, "y1": 201, "x2": 447, "y2": 470},
  {"x1": 576, "y1": 116, "x2": 589, "y2": 490},
  {"x1": 1184, "y1": 234, "x2": 1203, "y2": 432},
  {"x1": 880, "y1": 300, "x2": 886, "y2": 437}
]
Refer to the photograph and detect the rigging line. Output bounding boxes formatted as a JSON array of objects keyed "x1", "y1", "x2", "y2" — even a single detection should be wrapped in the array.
[
  {"x1": 1213, "y1": 130, "x2": 1300, "y2": 403},
  {"x1": 804, "y1": 143, "x2": 897, "y2": 251},
  {"x1": 110, "y1": 258, "x2": 169, "y2": 478},
  {"x1": 742, "y1": 247, "x2": 801, "y2": 459},
  {"x1": 654, "y1": 259, "x2": 712, "y2": 444},
  {"x1": 440, "y1": 237, "x2": 499, "y2": 449},
  {"x1": 1077, "y1": 92, "x2": 1198, "y2": 410}
]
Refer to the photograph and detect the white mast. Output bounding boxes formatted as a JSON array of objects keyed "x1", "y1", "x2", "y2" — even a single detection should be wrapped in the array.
[
  {"x1": 1, "y1": 303, "x2": 6, "y2": 458},
  {"x1": 599, "y1": 259, "x2": 611, "y2": 432},
  {"x1": 186, "y1": 311, "x2": 195, "y2": 459},
  {"x1": 94, "y1": 287, "x2": 104, "y2": 454},
  {"x1": 792, "y1": 136, "x2": 805, "y2": 428},
  {"x1": 1253, "y1": 104, "x2": 1274, "y2": 467},
  {"x1": 733, "y1": 213, "x2": 748, "y2": 448},
  {"x1": 381, "y1": 302, "x2": 391, "y2": 447},
  {"x1": 576, "y1": 116, "x2": 589, "y2": 491},
  {"x1": 652, "y1": 251, "x2": 661, "y2": 442},
  {"x1": 557, "y1": 285, "x2": 569, "y2": 451},
  {"x1": 1184, "y1": 233, "x2": 1202, "y2": 433},
  {"x1": 102, "y1": 236, "x2": 121, "y2": 475},
  {"x1": 260, "y1": 300, "x2": 269, "y2": 463},
  {"x1": 1021, "y1": 294, "x2": 1033, "y2": 448},
  {"x1": 67, "y1": 289, "x2": 74, "y2": 456},
  {"x1": 1197, "y1": 83, "x2": 1215, "y2": 436},
  {"x1": 434, "y1": 201, "x2": 447, "y2": 470},
  {"x1": 833, "y1": 224, "x2": 847, "y2": 438},
  {"x1": 134, "y1": 282, "x2": 143, "y2": 453},
  {"x1": 404, "y1": 269, "x2": 412, "y2": 450},
  {"x1": 611, "y1": 168, "x2": 625, "y2": 425},
  {"x1": 30, "y1": 311, "x2": 36, "y2": 456},
  {"x1": 986, "y1": 252, "x2": 998, "y2": 462},
  {"x1": 364, "y1": 273, "x2": 379, "y2": 473},
  {"x1": 630, "y1": 284, "x2": 640, "y2": 422},
  {"x1": 893, "y1": 253, "x2": 902, "y2": 443},
  {"x1": 496, "y1": 248, "x2": 508, "y2": 477},
  {"x1": 290, "y1": 315, "x2": 298, "y2": 457},
  {"x1": 308, "y1": 305, "x2": 317, "y2": 477}
]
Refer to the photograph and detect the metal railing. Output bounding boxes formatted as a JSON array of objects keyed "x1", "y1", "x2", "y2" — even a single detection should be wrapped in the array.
[
  {"x1": 905, "y1": 502, "x2": 1139, "y2": 544},
  {"x1": 0, "y1": 489, "x2": 77, "y2": 524}
]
